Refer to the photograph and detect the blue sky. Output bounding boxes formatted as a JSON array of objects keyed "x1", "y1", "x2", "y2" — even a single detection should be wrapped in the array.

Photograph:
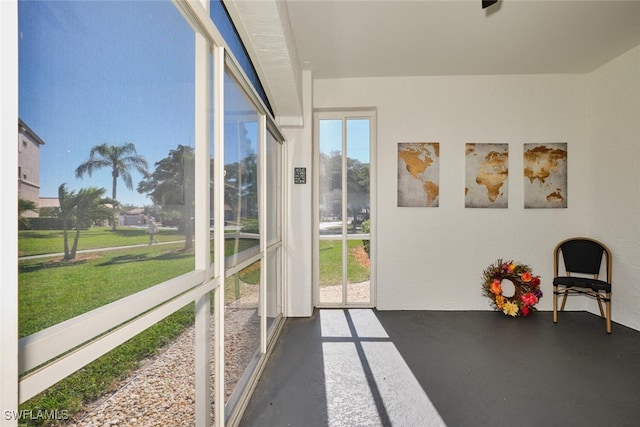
[
  {"x1": 319, "y1": 118, "x2": 371, "y2": 163},
  {"x1": 19, "y1": 0, "x2": 195, "y2": 206}
]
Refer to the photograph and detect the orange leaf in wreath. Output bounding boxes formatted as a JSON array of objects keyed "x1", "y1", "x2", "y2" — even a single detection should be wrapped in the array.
[
  {"x1": 520, "y1": 271, "x2": 532, "y2": 282},
  {"x1": 490, "y1": 279, "x2": 502, "y2": 295}
]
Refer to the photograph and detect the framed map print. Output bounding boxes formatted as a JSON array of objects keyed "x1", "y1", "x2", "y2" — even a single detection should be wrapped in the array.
[
  {"x1": 465, "y1": 143, "x2": 509, "y2": 208},
  {"x1": 523, "y1": 143, "x2": 567, "y2": 208},
  {"x1": 397, "y1": 142, "x2": 439, "y2": 207}
]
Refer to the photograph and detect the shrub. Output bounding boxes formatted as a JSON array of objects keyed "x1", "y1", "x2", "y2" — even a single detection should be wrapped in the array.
[
  {"x1": 19, "y1": 217, "x2": 67, "y2": 230},
  {"x1": 361, "y1": 220, "x2": 371, "y2": 256},
  {"x1": 240, "y1": 218, "x2": 259, "y2": 234}
]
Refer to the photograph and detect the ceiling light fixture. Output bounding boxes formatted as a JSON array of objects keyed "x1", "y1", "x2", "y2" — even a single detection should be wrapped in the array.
[{"x1": 482, "y1": 0, "x2": 498, "y2": 9}]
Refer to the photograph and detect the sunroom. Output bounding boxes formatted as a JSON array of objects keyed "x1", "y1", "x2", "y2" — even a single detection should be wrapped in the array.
[{"x1": 3, "y1": 1, "x2": 640, "y2": 426}]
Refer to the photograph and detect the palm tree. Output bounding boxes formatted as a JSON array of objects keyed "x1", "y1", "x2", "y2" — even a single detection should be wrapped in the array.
[
  {"x1": 18, "y1": 198, "x2": 38, "y2": 228},
  {"x1": 70, "y1": 187, "x2": 112, "y2": 258},
  {"x1": 18, "y1": 198, "x2": 38, "y2": 216},
  {"x1": 75, "y1": 142, "x2": 148, "y2": 231},
  {"x1": 58, "y1": 184, "x2": 77, "y2": 259},
  {"x1": 58, "y1": 183, "x2": 113, "y2": 260}
]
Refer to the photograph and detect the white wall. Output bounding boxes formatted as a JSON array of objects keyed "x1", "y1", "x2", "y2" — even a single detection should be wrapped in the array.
[
  {"x1": 282, "y1": 52, "x2": 640, "y2": 331},
  {"x1": 312, "y1": 74, "x2": 589, "y2": 312},
  {"x1": 586, "y1": 44, "x2": 640, "y2": 330}
]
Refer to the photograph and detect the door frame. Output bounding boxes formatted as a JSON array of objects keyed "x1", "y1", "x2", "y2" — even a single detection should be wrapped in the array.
[{"x1": 313, "y1": 108, "x2": 377, "y2": 308}]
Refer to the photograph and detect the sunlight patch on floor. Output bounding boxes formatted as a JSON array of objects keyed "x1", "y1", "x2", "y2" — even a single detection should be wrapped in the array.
[
  {"x1": 320, "y1": 309, "x2": 446, "y2": 426},
  {"x1": 323, "y1": 341, "x2": 381, "y2": 425}
]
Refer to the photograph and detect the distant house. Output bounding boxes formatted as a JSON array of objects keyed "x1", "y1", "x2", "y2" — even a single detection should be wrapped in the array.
[
  {"x1": 38, "y1": 197, "x2": 60, "y2": 216},
  {"x1": 119, "y1": 207, "x2": 146, "y2": 226},
  {"x1": 18, "y1": 119, "x2": 45, "y2": 218}
]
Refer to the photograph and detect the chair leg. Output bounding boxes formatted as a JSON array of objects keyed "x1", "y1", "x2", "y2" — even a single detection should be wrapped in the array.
[
  {"x1": 553, "y1": 285, "x2": 558, "y2": 323},
  {"x1": 606, "y1": 292, "x2": 612, "y2": 334},
  {"x1": 596, "y1": 295, "x2": 605, "y2": 318},
  {"x1": 560, "y1": 291, "x2": 569, "y2": 311}
]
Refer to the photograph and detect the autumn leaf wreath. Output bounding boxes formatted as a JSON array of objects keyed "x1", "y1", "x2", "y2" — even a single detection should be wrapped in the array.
[{"x1": 482, "y1": 259, "x2": 543, "y2": 317}]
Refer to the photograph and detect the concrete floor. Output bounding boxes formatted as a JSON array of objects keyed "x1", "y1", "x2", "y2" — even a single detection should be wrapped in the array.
[{"x1": 239, "y1": 309, "x2": 640, "y2": 427}]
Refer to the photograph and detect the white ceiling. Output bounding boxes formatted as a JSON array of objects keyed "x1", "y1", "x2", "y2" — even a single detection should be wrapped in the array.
[{"x1": 226, "y1": 0, "x2": 640, "y2": 120}]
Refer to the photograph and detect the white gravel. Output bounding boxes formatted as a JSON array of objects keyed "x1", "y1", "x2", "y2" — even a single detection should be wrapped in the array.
[{"x1": 66, "y1": 300, "x2": 259, "y2": 426}]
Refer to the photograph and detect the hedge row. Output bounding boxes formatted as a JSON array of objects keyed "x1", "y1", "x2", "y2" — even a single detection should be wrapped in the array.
[{"x1": 19, "y1": 217, "x2": 67, "y2": 230}]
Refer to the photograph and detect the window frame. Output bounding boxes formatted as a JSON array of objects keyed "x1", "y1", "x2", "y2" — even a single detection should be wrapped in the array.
[{"x1": 7, "y1": 1, "x2": 286, "y2": 426}]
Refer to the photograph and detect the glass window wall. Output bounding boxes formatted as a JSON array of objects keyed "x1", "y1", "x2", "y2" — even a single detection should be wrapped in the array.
[
  {"x1": 224, "y1": 72, "x2": 260, "y2": 266},
  {"x1": 18, "y1": 0, "x2": 196, "y2": 337},
  {"x1": 222, "y1": 71, "x2": 262, "y2": 411},
  {"x1": 14, "y1": 1, "x2": 285, "y2": 425}
]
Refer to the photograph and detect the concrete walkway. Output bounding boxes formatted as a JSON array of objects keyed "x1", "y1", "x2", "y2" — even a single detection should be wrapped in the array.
[{"x1": 19, "y1": 240, "x2": 185, "y2": 261}]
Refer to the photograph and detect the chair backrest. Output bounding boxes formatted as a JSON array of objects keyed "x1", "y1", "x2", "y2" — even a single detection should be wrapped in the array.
[{"x1": 554, "y1": 237, "x2": 612, "y2": 281}]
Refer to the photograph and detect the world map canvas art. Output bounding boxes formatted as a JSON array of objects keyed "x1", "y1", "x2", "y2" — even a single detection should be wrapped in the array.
[
  {"x1": 523, "y1": 143, "x2": 567, "y2": 208},
  {"x1": 397, "y1": 142, "x2": 440, "y2": 207},
  {"x1": 465, "y1": 143, "x2": 509, "y2": 208}
]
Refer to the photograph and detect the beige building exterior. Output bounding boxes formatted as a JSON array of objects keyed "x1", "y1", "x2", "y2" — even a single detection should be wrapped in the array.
[{"x1": 18, "y1": 119, "x2": 45, "y2": 217}]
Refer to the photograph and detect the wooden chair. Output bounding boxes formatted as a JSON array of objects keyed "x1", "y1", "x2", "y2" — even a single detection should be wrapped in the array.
[{"x1": 553, "y1": 237, "x2": 612, "y2": 333}]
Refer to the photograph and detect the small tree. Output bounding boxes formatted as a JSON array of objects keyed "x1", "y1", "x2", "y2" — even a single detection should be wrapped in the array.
[
  {"x1": 137, "y1": 145, "x2": 195, "y2": 250},
  {"x1": 58, "y1": 183, "x2": 113, "y2": 260},
  {"x1": 58, "y1": 184, "x2": 77, "y2": 258},
  {"x1": 18, "y1": 198, "x2": 38, "y2": 228}
]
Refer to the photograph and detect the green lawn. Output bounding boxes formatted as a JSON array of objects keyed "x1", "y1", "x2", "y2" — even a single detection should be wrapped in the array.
[
  {"x1": 318, "y1": 240, "x2": 370, "y2": 286},
  {"x1": 19, "y1": 242, "x2": 194, "y2": 337},
  {"x1": 18, "y1": 226, "x2": 184, "y2": 257},
  {"x1": 18, "y1": 227, "x2": 263, "y2": 337}
]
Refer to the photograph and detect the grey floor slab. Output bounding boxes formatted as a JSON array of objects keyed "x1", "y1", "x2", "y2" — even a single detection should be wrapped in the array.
[{"x1": 240, "y1": 310, "x2": 640, "y2": 427}]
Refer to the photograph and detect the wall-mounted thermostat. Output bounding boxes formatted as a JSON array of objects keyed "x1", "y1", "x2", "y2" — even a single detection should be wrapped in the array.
[{"x1": 294, "y1": 167, "x2": 306, "y2": 184}]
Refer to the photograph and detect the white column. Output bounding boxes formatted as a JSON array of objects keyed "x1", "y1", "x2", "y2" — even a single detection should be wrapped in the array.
[
  {"x1": 284, "y1": 69, "x2": 314, "y2": 317},
  {"x1": 259, "y1": 115, "x2": 267, "y2": 353},
  {"x1": 1, "y1": 2, "x2": 19, "y2": 426},
  {"x1": 212, "y1": 44, "x2": 226, "y2": 427}
]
